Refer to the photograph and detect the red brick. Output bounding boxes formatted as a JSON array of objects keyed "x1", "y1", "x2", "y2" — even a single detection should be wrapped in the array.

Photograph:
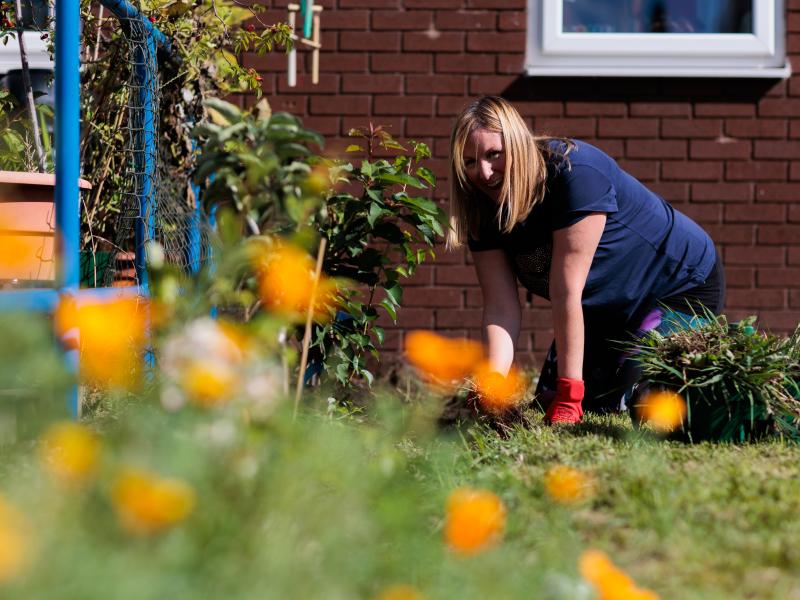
[
  {"x1": 403, "y1": 265, "x2": 434, "y2": 286},
  {"x1": 268, "y1": 95, "x2": 307, "y2": 113},
  {"x1": 515, "y1": 101, "x2": 563, "y2": 118},
  {"x1": 436, "y1": 10, "x2": 495, "y2": 30},
  {"x1": 341, "y1": 116, "x2": 403, "y2": 137},
  {"x1": 499, "y1": 11, "x2": 525, "y2": 30},
  {"x1": 242, "y1": 52, "x2": 285, "y2": 71},
  {"x1": 465, "y1": 288, "x2": 483, "y2": 307},
  {"x1": 757, "y1": 311, "x2": 800, "y2": 334},
  {"x1": 340, "y1": 31, "x2": 401, "y2": 51},
  {"x1": 725, "y1": 245, "x2": 785, "y2": 265},
  {"x1": 407, "y1": 74, "x2": 465, "y2": 94},
  {"x1": 691, "y1": 183, "x2": 752, "y2": 202},
  {"x1": 566, "y1": 102, "x2": 626, "y2": 117},
  {"x1": 435, "y1": 265, "x2": 478, "y2": 285},
  {"x1": 724, "y1": 267, "x2": 754, "y2": 288},
  {"x1": 403, "y1": 287, "x2": 462, "y2": 307},
  {"x1": 676, "y1": 203, "x2": 722, "y2": 224},
  {"x1": 662, "y1": 161, "x2": 722, "y2": 181},
  {"x1": 661, "y1": 119, "x2": 722, "y2": 139},
  {"x1": 790, "y1": 77, "x2": 800, "y2": 97},
  {"x1": 704, "y1": 224, "x2": 754, "y2": 244},
  {"x1": 587, "y1": 139, "x2": 624, "y2": 158},
  {"x1": 725, "y1": 119, "x2": 787, "y2": 138},
  {"x1": 498, "y1": 53, "x2": 524, "y2": 74},
  {"x1": 791, "y1": 162, "x2": 800, "y2": 180},
  {"x1": 468, "y1": 75, "x2": 517, "y2": 95},
  {"x1": 433, "y1": 138, "x2": 451, "y2": 156},
  {"x1": 790, "y1": 247, "x2": 800, "y2": 265},
  {"x1": 404, "y1": 0, "x2": 461, "y2": 7},
  {"x1": 467, "y1": 31, "x2": 525, "y2": 52},
  {"x1": 629, "y1": 102, "x2": 691, "y2": 117},
  {"x1": 690, "y1": 140, "x2": 752, "y2": 160},
  {"x1": 647, "y1": 182, "x2": 689, "y2": 202},
  {"x1": 309, "y1": 95, "x2": 369, "y2": 115},
  {"x1": 757, "y1": 225, "x2": 800, "y2": 245},
  {"x1": 318, "y1": 10, "x2": 368, "y2": 29},
  {"x1": 597, "y1": 118, "x2": 658, "y2": 138},
  {"x1": 754, "y1": 141, "x2": 800, "y2": 159},
  {"x1": 617, "y1": 159, "x2": 658, "y2": 182},
  {"x1": 790, "y1": 12, "x2": 800, "y2": 31},
  {"x1": 725, "y1": 161, "x2": 787, "y2": 181},
  {"x1": 436, "y1": 308, "x2": 482, "y2": 328},
  {"x1": 276, "y1": 74, "x2": 338, "y2": 94},
  {"x1": 758, "y1": 98, "x2": 800, "y2": 117},
  {"x1": 404, "y1": 31, "x2": 464, "y2": 52},
  {"x1": 727, "y1": 289, "x2": 785, "y2": 308},
  {"x1": 437, "y1": 96, "x2": 472, "y2": 116},
  {"x1": 302, "y1": 116, "x2": 340, "y2": 135},
  {"x1": 436, "y1": 246, "x2": 467, "y2": 264},
  {"x1": 377, "y1": 308, "x2": 433, "y2": 329},
  {"x1": 370, "y1": 53, "x2": 431, "y2": 73},
  {"x1": 339, "y1": 0, "x2": 399, "y2": 6},
  {"x1": 466, "y1": 0, "x2": 525, "y2": 8},
  {"x1": 373, "y1": 10, "x2": 432, "y2": 29},
  {"x1": 757, "y1": 268, "x2": 800, "y2": 287},
  {"x1": 626, "y1": 139, "x2": 687, "y2": 159},
  {"x1": 342, "y1": 74, "x2": 402, "y2": 94},
  {"x1": 694, "y1": 103, "x2": 756, "y2": 117},
  {"x1": 374, "y1": 96, "x2": 434, "y2": 116},
  {"x1": 725, "y1": 204, "x2": 786, "y2": 223},
  {"x1": 534, "y1": 117, "x2": 595, "y2": 138},
  {"x1": 790, "y1": 121, "x2": 800, "y2": 138},
  {"x1": 406, "y1": 118, "x2": 453, "y2": 136},
  {"x1": 436, "y1": 53, "x2": 494, "y2": 73},
  {"x1": 755, "y1": 183, "x2": 800, "y2": 202}
]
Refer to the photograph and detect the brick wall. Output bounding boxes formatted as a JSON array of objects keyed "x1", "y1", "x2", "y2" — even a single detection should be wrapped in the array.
[{"x1": 243, "y1": 0, "x2": 800, "y2": 369}]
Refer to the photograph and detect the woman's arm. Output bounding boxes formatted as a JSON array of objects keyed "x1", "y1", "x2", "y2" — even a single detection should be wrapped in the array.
[
  {"x1": 549, "y1": 213, "x2": 606, "y2": 381},
  {"x1": 472, "y1": 249, "x2": 521, "y2": 375}
]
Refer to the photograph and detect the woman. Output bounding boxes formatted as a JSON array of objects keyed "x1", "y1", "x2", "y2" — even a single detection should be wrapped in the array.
[{"x1": 448, "y1": 96, "x2": 725, "y2": 424}]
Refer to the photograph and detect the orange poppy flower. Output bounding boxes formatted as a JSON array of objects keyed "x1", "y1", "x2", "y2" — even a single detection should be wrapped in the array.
[
  {"x1": 444, "y1": 487, "x2": 506, "y2": 555},
  {"x1": 637, "y1": 390, "x2": 686, "y2": 432},
  {"x1": 404, "y1": 330, "x2": 483, "y2": 388}
]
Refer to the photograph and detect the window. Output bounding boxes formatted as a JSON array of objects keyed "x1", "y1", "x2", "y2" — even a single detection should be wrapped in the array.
[
  {"x1": 525, "y1": 0, "x2": 790, "y2": 78},
  {"x1": 0, "y1": 0, "x2": 52, "y2": 74}
]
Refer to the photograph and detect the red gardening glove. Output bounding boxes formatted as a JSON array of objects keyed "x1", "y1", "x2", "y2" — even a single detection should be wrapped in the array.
[{"x1": 544, "y1": 377, "x2": 584, "y2": 425}]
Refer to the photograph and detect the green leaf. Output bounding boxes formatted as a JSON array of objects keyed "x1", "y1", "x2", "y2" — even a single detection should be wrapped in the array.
[
  {"x1": 345, "y1": 144, "x2": 363, "y2": 153},
  {"x1": 384, "y1": 282, "x2": 403, "y2": 305},
  {"x1": 372, "y1": 326, "x2": 385, "y2": 345},
  {"x1": 380, "y1": 298, "x2": 397, "y2": 321},
  {"x1": 376, "y1": 172, "x2": 425, "y2": 189}
]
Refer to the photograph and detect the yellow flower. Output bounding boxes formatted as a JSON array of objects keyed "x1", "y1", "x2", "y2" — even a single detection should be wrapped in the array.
[
  {"x1": 405, "y1": 331, "x2": 483, "y2": 388},
  {"x1": 637, "y1": 391, "x2": 686, "y2": 432},
  {"x1": 111, "y1": 468, "x2": 195, "y2": 536},
  {"x1": 374, "y1": 585, "x2": 424, "y2": 600},
  {"x1": 444, "y1": 487, "x2": 506, "y2": 555},
  {"x1": 180, "y1": 360, "x2": 239, "y2": 408},
  {"x1": 472, "y1": 361, "x2": 525, "y2": 414},
  {"x1": 39, "y1": 422, "x2": 101, "y2": 486},
  {"x1": 579, "y1": 550, "x2": 660, "y2": 600},
  {"x1": 544, "y1": 465, "x2": 593, "y2": 505},
  {"x1": 257, "y1": 243, "x2": 335, "y2": 321},
  {"x1": 0, "y1": 495, "x2": 33, "y2": 583},
  {"x1": 54, "y1": 297, "x2": 147, "y2": 388}
]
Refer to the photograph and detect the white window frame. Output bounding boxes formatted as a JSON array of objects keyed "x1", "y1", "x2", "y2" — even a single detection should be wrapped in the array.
[
  {"x1": 0, "y1": 33, "x2": 52, "y2": 73},
  {"x1": 526, "y1": 0, "x2": 791, "y2": 78}
]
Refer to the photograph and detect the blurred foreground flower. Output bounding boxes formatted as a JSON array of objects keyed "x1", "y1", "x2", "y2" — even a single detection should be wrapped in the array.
[
  {"x1": 180, "y1": 360, "x2": 239, "y2": 408},
  {"x1": 579, "y1": 549, "x2": 659, "y2": 600},
  {"x1": 444, "y1": 487, "x2": 506, "y2": 555},
  {"x1": 54, "y1": 297, "x2": 147, "y2": 388},
  {"x1": 375, "y1": 585, "x2": 424, "y2": 600},
  {"x1": 544, "y1": 465, "x2": 593, "y2": 505},
  {"x1": 636, "y1": 391, "x2": 686, "y2": 432},
  {"x1": 0, "y1": 495, "x2": 32, "y2": 583},
  {"x1": 405, "y1": 331, "x2": 483, "y2": 388},
  {"x1": 472, "y1": 361, "x2": 525, "y2": 414},
  {"x1": 39, "y1": 422, "x2": 101, "y2": 486},
  {"x1": 111, "y1": 468, "x2": 195, "y2": 536},
  {"x1": 257, "y1": 242, "x2": 336, "y2": 321}
]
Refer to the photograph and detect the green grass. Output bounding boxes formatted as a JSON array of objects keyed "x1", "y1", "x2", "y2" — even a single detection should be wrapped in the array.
[{"x1": 440, "y1": 409, "x2": 800, "y2": 599}]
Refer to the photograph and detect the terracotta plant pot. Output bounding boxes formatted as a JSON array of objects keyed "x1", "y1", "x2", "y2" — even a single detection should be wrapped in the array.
[{"x1": 0, "y1": 170, "x2": 91, "y2": 285}]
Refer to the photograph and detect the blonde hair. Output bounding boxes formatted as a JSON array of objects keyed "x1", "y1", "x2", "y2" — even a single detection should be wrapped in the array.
[{"x1": 447, "y1": 96, "x2": 572, "y2": 249}]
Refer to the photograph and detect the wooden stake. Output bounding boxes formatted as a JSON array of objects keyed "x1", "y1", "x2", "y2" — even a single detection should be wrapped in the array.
[
  {"x1": 287, "y1": 10, "x2": 297, "y2": 87},
  {"x1": 311, "y1": 12, "x2": 320, "y2": 84},
  {"x1": 293, "y1": 238, "x2": 327, "y2": 420}
]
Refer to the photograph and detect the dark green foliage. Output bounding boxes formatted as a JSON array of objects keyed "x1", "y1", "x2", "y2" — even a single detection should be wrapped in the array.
[{"x1": 633, "y1": 314, "x2": 800, "y2": 443}]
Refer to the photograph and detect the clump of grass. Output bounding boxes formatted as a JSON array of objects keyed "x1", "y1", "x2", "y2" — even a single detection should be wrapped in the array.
[{"x1": 633, "y1": 314, "x2": 800, "y2": 443}]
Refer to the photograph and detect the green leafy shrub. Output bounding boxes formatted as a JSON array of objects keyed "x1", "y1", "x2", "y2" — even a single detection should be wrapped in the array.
[
  {"x1": 633, "y1": 314, "x2": 800, "y2": 442},
  {"x1": 191, "y1": 101, "x2": 448, "y2": 391}
]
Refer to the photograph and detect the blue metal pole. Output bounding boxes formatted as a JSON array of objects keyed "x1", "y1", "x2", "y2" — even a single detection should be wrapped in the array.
[{"x1": 55, "y1": 0, "x2": 81, "y2": 417}]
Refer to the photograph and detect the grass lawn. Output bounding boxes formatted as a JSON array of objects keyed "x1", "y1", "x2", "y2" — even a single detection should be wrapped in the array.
[{"x1": 441, "y1": 409, "x2": 800, "y2": 599}]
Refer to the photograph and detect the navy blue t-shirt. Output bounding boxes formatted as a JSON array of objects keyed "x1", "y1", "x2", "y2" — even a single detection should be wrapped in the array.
[{"x1": 468, "y1": 140, "x2": 716, "y2": 324}]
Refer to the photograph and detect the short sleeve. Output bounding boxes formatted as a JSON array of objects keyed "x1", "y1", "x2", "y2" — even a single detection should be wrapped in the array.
[{"x1": 550, "y1": 164, "x2": 618, "y2": 230}]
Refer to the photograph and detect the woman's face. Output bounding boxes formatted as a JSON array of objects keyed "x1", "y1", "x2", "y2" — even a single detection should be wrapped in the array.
[{"x1": 463, "y1": 128, "x2": 506, "y2": 203}]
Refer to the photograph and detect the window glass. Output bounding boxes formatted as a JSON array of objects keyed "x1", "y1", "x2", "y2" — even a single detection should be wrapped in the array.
[{"x1": 562, "y1": 0, "x2": 752, "y2": 34}]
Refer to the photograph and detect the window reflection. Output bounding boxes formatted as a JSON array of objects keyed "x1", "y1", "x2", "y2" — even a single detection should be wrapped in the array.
[{"x1": 562, "y1": 0, "x2": 752, "y2": 34}]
